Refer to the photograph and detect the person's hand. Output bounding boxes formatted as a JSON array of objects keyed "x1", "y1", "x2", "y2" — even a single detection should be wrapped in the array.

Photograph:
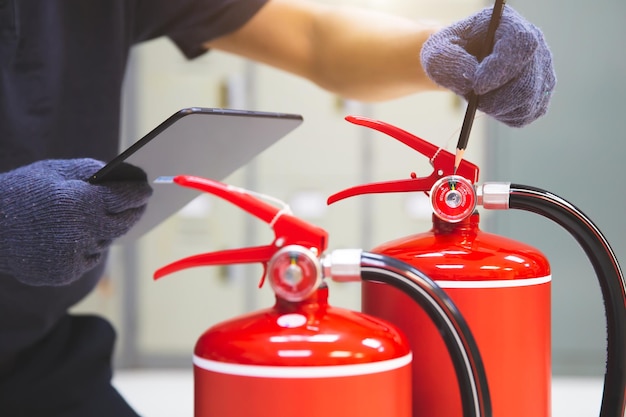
[
  {"x1": 420, "y1": 5, "x2": 556, "y2": 127},
  {"x1": 0, "y1": 159, "x2": 152, "y2": 286}
]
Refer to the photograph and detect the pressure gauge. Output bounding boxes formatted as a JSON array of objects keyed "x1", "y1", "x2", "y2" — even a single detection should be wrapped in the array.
[
  {"x1": 267, "y1": 245, "x2": 322, "y2": 302},
  {"x1": 430, "y1": 175, "x2": 476, "y2": 223}
]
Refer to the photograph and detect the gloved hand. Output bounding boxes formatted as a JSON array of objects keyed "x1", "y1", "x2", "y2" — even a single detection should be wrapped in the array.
[
  {"x1": 0, "y1": 159, "x2": 153, "y2": 286},
  {"x1": 420, "y1": 5, "x2": 556, "y2": 127}
]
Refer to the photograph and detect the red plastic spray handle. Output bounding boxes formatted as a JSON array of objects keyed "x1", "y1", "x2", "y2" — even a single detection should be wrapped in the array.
[
  {"x1": 327, "y1": 116, "x2": 480, "y2": 204},
  {"x1": 154, "y1": 176, "x2": 328, "y2": 286}
]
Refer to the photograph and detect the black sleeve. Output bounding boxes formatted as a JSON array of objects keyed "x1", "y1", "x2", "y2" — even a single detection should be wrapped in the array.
[{"x1": 132, "y1": 0, "x2": 269, "y2": 59}]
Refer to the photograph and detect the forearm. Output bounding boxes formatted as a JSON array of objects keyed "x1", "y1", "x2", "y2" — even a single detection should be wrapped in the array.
[
  {"x1": 307, "y1": 4, "x2": 442, "y2": 101},
  {"x1": 206, "y1": 0, "x2": 442, "y2": 101}
]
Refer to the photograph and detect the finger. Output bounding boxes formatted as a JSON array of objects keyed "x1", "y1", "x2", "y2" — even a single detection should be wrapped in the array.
[
  {"x1": 100, "y1": 205, "x2": 148, "y2": 239},
  {"x1": 98, "y1": 181, "x2": 153, "y2": 214},
  {"x1": 478, "y1": 62, "x2": 554, "y2": 127},
  {"x1": 422, "y1": 35, "x2": 478, "y2": 96},
  {"x1": 474, "y1": 13, "x2": 540, "y2": 94},
  {"x1": 56, "y1": 158, "x2": 106, "y2": 180}
]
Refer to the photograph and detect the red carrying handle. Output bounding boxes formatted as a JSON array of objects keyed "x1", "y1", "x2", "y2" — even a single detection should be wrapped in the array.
[{"x1": 327, "y1": 116, "x2": 479, "y2": 205}]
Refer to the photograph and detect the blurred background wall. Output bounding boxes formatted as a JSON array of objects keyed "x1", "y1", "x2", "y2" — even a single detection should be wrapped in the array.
[{"x1": 71, "y1": 0, "x2": 625, "y2": 378}]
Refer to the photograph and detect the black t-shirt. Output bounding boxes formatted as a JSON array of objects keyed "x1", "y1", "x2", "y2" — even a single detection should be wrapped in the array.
[
  {"x1": 0, "y1": 0, "x2": 267, "y2": 360},
  {"x1": 0, "y1": 0, "x2": 267, "y2": 171}
]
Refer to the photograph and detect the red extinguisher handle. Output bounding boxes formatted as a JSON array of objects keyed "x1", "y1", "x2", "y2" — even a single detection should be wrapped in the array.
[
  {"x1": 153, "y1": 175, "x2": 328, "y2": 286},
  {"x1": 327, "y1": 116, "x2": 480, "y2": 205},
  {"x1": 154, "y1": 245, "x2": 275, "y2": 280},
  {"x1": 173, "y1": 174, "x2": 281, "y2": 224}
]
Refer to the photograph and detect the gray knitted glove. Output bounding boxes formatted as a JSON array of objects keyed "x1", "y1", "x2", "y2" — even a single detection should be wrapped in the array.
[
  {"x1": 0, "y1": 159, "x2": 152, "y2": 286},
  {"x1": 420, "y1": 5, "x2": 556, "y2": 127}
]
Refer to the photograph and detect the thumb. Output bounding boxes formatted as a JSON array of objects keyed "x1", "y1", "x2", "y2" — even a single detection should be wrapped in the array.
[{"x1": 97, "y1": 180, "x2": 153, "y2": 214}]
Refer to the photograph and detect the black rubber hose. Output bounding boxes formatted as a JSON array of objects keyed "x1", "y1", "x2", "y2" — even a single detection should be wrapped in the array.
[
  {"x1": 509, "y1": 184, "x2": 626, "y2": 417},
  {"x1": 360, "y1": 251, "x2": 492, "y2": 417}
]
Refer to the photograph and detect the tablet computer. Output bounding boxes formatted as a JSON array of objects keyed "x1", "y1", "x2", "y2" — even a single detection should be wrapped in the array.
[{"x1": 89, "y1": 107, "x2": 303, "y2": 243}]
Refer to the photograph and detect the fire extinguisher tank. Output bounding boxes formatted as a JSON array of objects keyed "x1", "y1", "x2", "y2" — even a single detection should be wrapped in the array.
[
  {"x1": 364, "y1": 213, "x2": 551, "y2": 417},
  {"x1": 155, "y1": 175, "x2": 413, "y2": 417},
  {"x1": 195, "y1": 285, "x2": 412, "y2": 417}
]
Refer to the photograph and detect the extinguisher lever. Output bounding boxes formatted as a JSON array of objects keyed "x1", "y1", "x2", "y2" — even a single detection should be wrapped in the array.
[
  {"x1": 328, "y1": 175, "x2": 439, "y2": 205},
  {"x1": 347, "y1": 115, "x2": 440, "y2": 158},
  {"x1": 171, "y1": 175, "x2": 282, "y2": 224},
  {"x1": 153, "y1": 175, "x2": 328, "y2": 287},
  {"x1": 154, "y1": 245, "x2": 275, "y2": 280},
  {"x1": 327, "y1": 116, "x2": 480, "y2": 205}
]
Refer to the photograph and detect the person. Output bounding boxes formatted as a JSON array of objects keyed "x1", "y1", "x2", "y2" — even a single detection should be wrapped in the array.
[{"x1": 0, "y1": 0, "x2": 555, "y2": 415}]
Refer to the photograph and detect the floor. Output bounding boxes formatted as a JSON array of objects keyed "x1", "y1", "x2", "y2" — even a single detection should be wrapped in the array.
[{"x1": 112, "y1": 369, "x2": 606, "y2": 416}]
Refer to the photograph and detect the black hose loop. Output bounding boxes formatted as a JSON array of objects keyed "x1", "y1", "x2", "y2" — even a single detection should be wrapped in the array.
[
  {"x1": 509, "y1": 184, "x2": 626, "y2": 417},
  {"x1": 360, "y1": 251, "x2": 492, "y2": 417}
]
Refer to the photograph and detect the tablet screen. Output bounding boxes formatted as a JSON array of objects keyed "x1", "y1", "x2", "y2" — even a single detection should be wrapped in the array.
[{"x1": 89, "y1": 107, "x2": 303, "y2": 243}]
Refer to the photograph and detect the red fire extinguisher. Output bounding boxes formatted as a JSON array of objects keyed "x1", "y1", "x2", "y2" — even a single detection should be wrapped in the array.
[
  {"x1": 328, "y1": 116, "x2": 626, "y2": 417},
  {"x1": 153, "y1": 175, "x2": 494, "y2": 417},
  {"x1": 153, "y1": 175, "x2": 413, "y2": 417}
]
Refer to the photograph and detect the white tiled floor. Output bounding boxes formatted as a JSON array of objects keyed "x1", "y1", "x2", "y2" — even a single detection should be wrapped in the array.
[{"x1": 112, "y1": 369, "x2": 607, "y2": 417}]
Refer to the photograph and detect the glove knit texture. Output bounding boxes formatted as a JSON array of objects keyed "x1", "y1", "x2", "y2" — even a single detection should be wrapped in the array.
[{"x1": 0, "y1": 159, "x2": 152, "y2": 286}]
